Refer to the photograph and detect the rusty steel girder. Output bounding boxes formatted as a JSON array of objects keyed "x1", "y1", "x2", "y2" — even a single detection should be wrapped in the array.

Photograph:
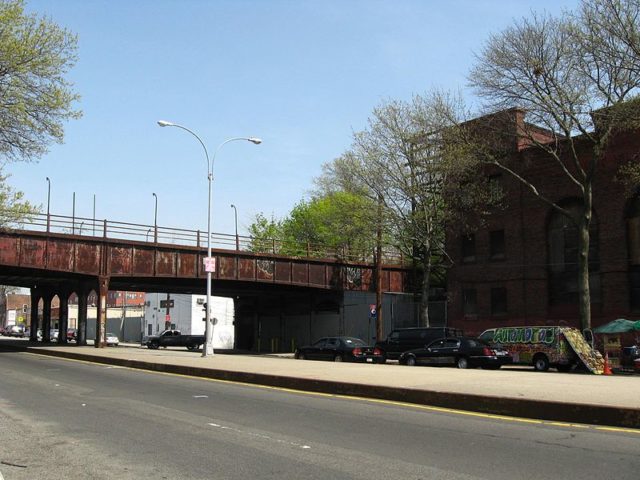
[{"x1": 0, "y1": 229, "x2": 408, "y2": 293}]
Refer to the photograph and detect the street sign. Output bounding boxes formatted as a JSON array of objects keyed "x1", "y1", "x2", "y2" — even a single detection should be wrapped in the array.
[
  {"x1": 160, "y1": 299, "x2": 174, "y2": 309},
  {"x1": 369, "y1": 304, "x2": 377, "y2": 318},
  {"x1": 203, "y1": 257, "x2": 216, "y2": 273}
]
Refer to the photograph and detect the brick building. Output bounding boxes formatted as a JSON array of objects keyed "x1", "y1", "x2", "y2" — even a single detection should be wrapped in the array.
[
  {"x1": 446, "y1": 109, "x2": 640, "y2": 336},
  {"x1": 1, "y1": 290, "x2": 144, "y2": 329}
]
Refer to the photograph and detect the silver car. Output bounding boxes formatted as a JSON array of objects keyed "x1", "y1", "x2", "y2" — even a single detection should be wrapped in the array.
[{"x1": 105, "y1": 333, "x2": 119, "y2": 347}]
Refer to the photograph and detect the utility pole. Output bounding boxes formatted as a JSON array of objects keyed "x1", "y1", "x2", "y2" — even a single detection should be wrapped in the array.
[{"x1": 375, "y1": 195, "x2": 383, "y2": 341}]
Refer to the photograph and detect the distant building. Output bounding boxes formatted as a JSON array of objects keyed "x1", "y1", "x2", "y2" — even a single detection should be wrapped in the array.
[
  {"x1": 2, "y1": 293, "x2": 32, "y2": 327},
  {"x1": 1, "y1": 290, "x2": 145, "y2": 330},
  {"x1": 143, "y1": 293, "x2": 235, "y2": 349},
  {"x1": 446, "y1": 109, "x2": 640, "y2": 335},
  {"x1": 70, "y1": 291, "x2": 145, "y2": 308}
]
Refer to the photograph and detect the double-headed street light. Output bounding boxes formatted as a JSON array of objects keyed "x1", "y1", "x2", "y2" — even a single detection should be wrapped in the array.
[
  {"x1": 46, "y1": 177, "x2": 51, "y2": 233},
  {"x1": 153, "y1": 192, "x2": 158, "y2": 243},
  {"x1": 157, "y1": 120, "x2": 261, "y2": 357}
]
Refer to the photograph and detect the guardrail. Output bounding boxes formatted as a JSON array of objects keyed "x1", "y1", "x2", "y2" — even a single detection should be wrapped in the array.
[{"x1": 0, "y1": 211, "x2": 405, "y2": 265}]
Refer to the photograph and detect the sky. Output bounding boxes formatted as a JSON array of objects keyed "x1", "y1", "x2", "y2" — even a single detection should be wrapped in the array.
[{"x1": 8, "y1": 0, "x2": 580, "y2": 238}]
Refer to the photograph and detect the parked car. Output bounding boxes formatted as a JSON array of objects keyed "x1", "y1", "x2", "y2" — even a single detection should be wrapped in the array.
[
  {"x1": 49, "y1": 329, "x2": 59, "y2": 342},
  {"x1": 399, "y1": 336, "x2": 513, "y2": 369},
  {"x1": 621, "y1": 345, "x2": 640, "y2": 369},
  {"x1": 67, "y1": 328, "x2": 78, "y2": 342},
  {"x1": 7, "y1": 324, "x2": 26, "y2": 337},
  {"x1": 294, "y1": 336, "x2": 381, "y2": 363},
  {"x1": 145, "y1": 330, "x2": 204, "y2": 350},
  {"x1": 374, "y1": 327, "x2": 464, "y2": 363},
  {"x1": 105, "y1": 333, "x2": 119, "y2": 347}
]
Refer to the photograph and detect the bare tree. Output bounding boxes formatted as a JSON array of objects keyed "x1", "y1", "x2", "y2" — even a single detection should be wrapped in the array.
[
  {"x1": 461, "y1": 2, "x2": 640, "y2": 330},
  {"x1": 321, "y1": 93, "x2": 479, "y2": 327}
]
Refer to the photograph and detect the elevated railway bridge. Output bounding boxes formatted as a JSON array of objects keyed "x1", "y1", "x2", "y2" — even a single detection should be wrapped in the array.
[{"x1": 0, "y1": 213, "x2": 413, "y2": 349}]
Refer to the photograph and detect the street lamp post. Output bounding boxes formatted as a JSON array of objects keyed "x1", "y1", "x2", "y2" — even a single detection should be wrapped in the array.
[
  {"x1": 230, "y1": 204, "x2": 239, "y2": 250},
  {"x1": 157, "y1": 120, "x2": 261, "y2": 357},
  {"x1": 46, "y1": 177, "x2": 51, "y2": 233},
  {"x1": 72, "y1": 192, "x2": 76, "y2": 235},
  {"x1": 153, "y1": 192, "x2": 158, "y2": 243}
]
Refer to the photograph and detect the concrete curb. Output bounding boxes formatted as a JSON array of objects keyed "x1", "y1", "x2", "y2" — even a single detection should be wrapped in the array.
[{"x1": 6, "y1": 344, "x2": 640, "y2": 429}]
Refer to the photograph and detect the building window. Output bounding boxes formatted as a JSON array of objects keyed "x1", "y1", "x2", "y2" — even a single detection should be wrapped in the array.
[
  {"x1": 627, "y1": 196, "x2": 640, "y2": 311},
  {"x1": 489, "y1": 230, "x2": 505, "y2": 260},
  {"x1": 462, "y1": 288, "x2": 477, "y2": 315},
  {"x1": 461, "y1": 233, "x2": 476, "y2": 263},
  {"x1": 547, "y1": 201, "x2": 600, "y2": 305},
  {"x1": 488, "y1": 174, "x2": 504, "y2": 204},
  {"x1": 491, "y1": 287, "x2": 507, "y2": 315}
]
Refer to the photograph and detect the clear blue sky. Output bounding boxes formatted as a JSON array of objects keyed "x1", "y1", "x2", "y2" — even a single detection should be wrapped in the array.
[{"x1": 9, "y1": 0, "x2": 579, "y2": 237}]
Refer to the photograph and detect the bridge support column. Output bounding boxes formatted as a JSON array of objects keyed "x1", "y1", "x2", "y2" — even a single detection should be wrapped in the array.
[
  {"x1": 41, "y1": 291, "x2": 53, "y2": 342},
  {"x1": 77, "y1": 287, "x2": 88, "y2": 346},
  {"x1": 29, "y1": 288, "x2": 41, "y2": 342},
  {"x1": 95, "y1": 276, "x2": 109, "y2": 348},
  {"x1": 58, "y1": 290, "x2": 70, "y2": 345}
]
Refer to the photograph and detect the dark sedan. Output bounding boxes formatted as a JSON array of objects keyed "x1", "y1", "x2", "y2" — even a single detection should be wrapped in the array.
[
  {"x1": 295, "y1": 336, "x2": 381, "y2": 363},
  {"x1": 399, "y1": 336, "x2": 513, "y2": 369}
]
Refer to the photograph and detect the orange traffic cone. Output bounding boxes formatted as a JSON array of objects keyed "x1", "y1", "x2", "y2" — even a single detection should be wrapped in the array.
[{"x1": 603, "y1": 353, "x2": 613, "y2": 375}]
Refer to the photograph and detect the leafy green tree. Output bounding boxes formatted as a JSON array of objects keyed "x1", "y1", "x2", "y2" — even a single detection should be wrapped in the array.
[
  {"x1": 0, "y1": 0, "x2": 81, "y2": 162},
  {"x1": 281, "y1": 192, "x2": 378, "y2": 260},
  {"x1": 247, "y1": 192, "x2": 378, "y2": 260},
  {"x1": 247, "y1": 213, "x2": 284, "y2": 254},
  {"x1": 0, "y1": 0, "x2": 80, "y2": 224},
  {"x1": 0, "y1": 167, "x2": 38, "y2": 226}
]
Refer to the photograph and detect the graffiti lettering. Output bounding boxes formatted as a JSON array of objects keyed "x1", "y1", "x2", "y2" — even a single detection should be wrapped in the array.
[{"x1": 494, "y1": 327, "x2": 555, "y2": 345}]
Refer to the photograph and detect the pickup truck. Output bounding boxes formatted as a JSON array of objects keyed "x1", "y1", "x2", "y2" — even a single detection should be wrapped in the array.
[{"x1": 145, "y1": 330, "x2": 205, "y2": 351}]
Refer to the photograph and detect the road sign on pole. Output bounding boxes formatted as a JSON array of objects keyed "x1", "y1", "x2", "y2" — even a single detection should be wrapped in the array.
[{"x1": 203, "y1": 257, "x2": 216, "y2": 273}]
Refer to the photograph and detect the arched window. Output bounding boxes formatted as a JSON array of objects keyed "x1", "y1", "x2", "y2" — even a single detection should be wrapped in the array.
[
  {"x1": 547, "y1": 201, "x2": 600, "y2": 305},
  {"x1": 626, "y1": 196, "x2": 640, "y2": 311}
]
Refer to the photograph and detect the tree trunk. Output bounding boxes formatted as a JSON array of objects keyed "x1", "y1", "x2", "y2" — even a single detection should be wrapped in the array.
[
  {"x1": 577, "y1": 192, "x2": 592, "y2": 332},
  {"x1": 420, "y1": 255, "x2": 431, "y2": 327}
]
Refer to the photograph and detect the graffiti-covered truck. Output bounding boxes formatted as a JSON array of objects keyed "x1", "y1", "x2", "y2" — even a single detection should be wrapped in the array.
[{"x1": 479, "y1": 326, "x2": 604, "y2": 373}]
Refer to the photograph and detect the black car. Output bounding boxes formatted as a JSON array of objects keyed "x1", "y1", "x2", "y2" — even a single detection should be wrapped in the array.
[
  {"x1": 399, "y1": 336, "x2": 513, "y2": 369},
  {"x1": 374, "y1": 327, "x2": 464, "y2": 363},
  {"x1": 295, "y1": 336, "x2": 381, "y2": 363},
  {"x1": 621, "y1": 345, "x2": 640, "y2": 369}
]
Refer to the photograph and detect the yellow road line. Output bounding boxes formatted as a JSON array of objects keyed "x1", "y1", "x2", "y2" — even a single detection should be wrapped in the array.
[{"x1": 19, "y1": 351, "x2": 640, "y2": 434}]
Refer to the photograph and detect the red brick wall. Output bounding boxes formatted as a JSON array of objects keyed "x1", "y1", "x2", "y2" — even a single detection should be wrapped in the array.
[{"x1": 447, "y1": 121, "x2": 638, "y2": 336}]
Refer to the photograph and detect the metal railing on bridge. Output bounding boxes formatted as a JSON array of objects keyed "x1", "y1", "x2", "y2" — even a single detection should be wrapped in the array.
[{"x1": 0, "y1": 211, "x2": 405, "y2": 265}]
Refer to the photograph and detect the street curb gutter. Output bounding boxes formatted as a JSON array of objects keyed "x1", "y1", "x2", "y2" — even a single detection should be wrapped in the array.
[{"x1": 10, "y1": 345, "x2": 640, "y2": 430}]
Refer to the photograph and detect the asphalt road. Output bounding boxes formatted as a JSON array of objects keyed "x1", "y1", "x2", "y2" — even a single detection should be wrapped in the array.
[{"x1": 0, "y1": 351, "x2": 638, "y2": 480}]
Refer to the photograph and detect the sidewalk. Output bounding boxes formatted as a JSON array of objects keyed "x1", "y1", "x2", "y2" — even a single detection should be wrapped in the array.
[{"x1": 2, "y1": 339, "x2": 639, "y2": 429}]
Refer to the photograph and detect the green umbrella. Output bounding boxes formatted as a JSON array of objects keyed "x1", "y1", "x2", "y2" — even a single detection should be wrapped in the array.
[{"x1": 593, "y1": 319, "x2": 640, "y2": 334}]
